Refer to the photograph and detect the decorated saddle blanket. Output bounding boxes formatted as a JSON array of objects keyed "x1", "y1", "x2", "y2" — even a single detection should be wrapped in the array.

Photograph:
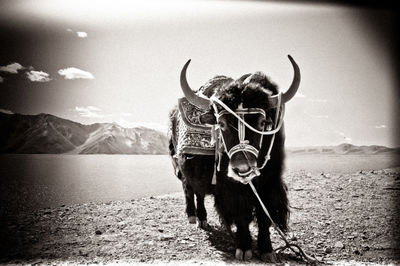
[{"x1": 175, "y1": 97, "x2": 215, "y2": 155}]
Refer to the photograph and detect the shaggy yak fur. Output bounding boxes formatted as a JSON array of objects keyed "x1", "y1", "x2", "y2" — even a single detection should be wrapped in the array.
[{"x1": 168, "y1": 72, "x2": 289, "y2": 262}]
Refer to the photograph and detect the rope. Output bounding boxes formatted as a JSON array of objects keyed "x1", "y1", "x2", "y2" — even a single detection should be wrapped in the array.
[
  {"x1": 248, "y1": 181, "x2": 322, "y2": 264},
  {"x1": 210, "y1": 95, "x2": 285, "y2": 136}
]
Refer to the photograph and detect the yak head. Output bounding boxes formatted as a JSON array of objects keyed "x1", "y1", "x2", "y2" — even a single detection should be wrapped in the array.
[{"x1": 180, "y1": 55, "x2": 300, "y2": 184}]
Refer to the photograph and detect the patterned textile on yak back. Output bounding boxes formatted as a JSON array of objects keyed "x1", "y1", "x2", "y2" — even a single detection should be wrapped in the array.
[{"x1": 176, "y1": 97, "x2": 215, "y2": 155}]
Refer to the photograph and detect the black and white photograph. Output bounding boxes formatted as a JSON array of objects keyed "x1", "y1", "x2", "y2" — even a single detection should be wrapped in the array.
[{"x1": 0, "y1": 0, "x2": 398, "y2": 265}]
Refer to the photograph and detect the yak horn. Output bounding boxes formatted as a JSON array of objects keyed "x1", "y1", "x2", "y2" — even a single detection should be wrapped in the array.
[
  {"x1": 282, "y1": 55, "x2": 301, "y2": 103},
  {"x1": 180, "y1": 59, "x2": 211, "y2": 110}
]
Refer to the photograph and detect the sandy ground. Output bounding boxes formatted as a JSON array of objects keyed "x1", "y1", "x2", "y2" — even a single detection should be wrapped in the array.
[{"x1": 0, "y1": 168, "x2": 399, "y2": 265}]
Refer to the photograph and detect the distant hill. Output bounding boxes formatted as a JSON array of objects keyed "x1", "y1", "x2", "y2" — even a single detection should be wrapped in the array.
[
  {"x1": 286, "y1": 143, "x2": 400, "y2": 155},
  {"x1": 0, "y1": 112, "x2": 168, "y2": 154},
  {"x1": 0, "y1": 112, "x2": 396, "y2": 155}
]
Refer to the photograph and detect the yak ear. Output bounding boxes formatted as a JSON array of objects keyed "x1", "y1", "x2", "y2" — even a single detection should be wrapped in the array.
[{"x1": 200, "y1": 112, "x2": 216, "y2": 125}]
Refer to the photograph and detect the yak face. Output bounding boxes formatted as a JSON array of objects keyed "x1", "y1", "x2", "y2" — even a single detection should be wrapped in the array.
[
  {"x1": 213, "y1": 77, "x2": 279, "y2": 183},
  {"x1": 179, "y1": 55, "x2": 300, "y2": 184},
  {"x1": 218, "y1": 112, "x2": 265, "y2": 183}
]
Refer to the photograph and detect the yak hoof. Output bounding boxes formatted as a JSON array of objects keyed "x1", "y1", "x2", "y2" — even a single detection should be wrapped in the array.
[
  {"x1": 235, "y1": 249, "x2": 252, "y2": 260},
  {"x1": 188, "y1": 216, "x2": 196, "y2": 224},
  {"x1": 235, "y1": 249, "x2": 243, "y2": 260},
  {"x1": 261, "y1": 252, "x2": 278, "y2": 263},
  {"x1": 244, "y1": 250, "x2": 252, "y2": 260},
  {"x1": 197, "y1": 220, "x2": 208, "y2": 229}
]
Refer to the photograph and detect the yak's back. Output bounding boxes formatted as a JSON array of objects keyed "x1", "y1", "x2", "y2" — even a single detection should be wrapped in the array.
[{"x1": 168, "y1": 75, "x2": 234, "y2": 157}]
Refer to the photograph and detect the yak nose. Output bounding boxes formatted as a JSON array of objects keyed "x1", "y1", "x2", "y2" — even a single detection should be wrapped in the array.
[{"x1": 233, "y1": 163, "x2": 251, "y2": 175}]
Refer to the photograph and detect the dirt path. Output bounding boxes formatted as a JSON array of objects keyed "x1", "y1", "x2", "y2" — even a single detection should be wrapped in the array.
[{"x1": 1, "y1": 168, "x2": 399, "y2": 265}]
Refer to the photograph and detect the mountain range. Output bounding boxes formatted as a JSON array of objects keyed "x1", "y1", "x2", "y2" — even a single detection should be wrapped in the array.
[
  {"x1": 286, "y1": 143, "x2": 399, "y2": 155},
  {"x1": 0, "y1": 112, "x2": 168, "y2": 154},
  {"x1": 0, "y1": 112, "x2": 397, "y2": 155}
]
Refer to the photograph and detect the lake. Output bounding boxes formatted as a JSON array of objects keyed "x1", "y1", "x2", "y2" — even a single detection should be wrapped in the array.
[{"x1": 0, "y1": 154, "x2": 398, "y2": 215}]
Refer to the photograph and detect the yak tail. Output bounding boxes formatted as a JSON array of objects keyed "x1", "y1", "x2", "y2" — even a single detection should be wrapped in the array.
[
  {"x1": 169, "y1": 138, "x2": 182, "y2": 180},
  {"x1": 168, "y1": 107, "x2": 182, "y2": 180}
]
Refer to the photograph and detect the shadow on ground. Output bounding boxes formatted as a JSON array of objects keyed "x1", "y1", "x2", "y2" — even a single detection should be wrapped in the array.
[{"x1": 204, "y1": 223, "x2": 308, "y2": 264}]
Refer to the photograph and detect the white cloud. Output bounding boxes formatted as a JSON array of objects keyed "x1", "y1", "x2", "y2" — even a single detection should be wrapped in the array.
[
  {"x1": 75, "y1": 106, "x2": 104, "y2": 118},
  {"x1": 0, "y1": 76, "x2": 4, "y2": 83},
  {"x1": 66, "y1": 28, "x2": 88, "y2": 38},
  {"x1": 58, "y1": 67, "x2": 94, "y2": 80},
  {"x1": 375, "y1": 125, "x2": 387, "y2": 129},
  {"x1": 26, "y1": 70, "x2": 52, "y2": 82},
  {"x1": 77, "y1": 31, "x2": 88, "y2": 38},
  {"x1": 294, "y1": 92, "x2": 306, "y2": 98},
  {"x1": 0, "y1": 108, "x2": 13, "y2": 114},
  {"x1": 0, "y1": 62, "x2": 24, "y2": 74}
]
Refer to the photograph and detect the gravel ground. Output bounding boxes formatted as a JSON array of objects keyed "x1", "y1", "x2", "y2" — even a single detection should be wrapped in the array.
[{"x1": 0, "y1": 168, "x2": 399, "y2": 265}]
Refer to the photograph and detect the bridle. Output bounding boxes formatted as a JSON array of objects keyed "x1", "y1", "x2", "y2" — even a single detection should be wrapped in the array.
[{"x1": 210, "y1": 93, "x2": 285, "y2": 175}]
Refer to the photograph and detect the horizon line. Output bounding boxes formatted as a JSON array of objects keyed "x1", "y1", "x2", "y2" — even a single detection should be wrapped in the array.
[{"x1": 1, "y1": 110, "x2": 397, "y2": 149}]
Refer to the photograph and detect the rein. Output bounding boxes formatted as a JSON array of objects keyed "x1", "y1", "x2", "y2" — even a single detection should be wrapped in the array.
[{"x1": 249, "y1": 181, "x2": 322, "y2": 264}]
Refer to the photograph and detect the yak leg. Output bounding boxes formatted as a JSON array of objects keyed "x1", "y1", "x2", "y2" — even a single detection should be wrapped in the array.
[
  {"x1": 182, "y1": 179, "x2": 196, "y2": 224},
  {"x1": 195, "y1": 194, "x2": 208, "y2": 228},
  {"x1": 234, "y1": 218, "x2": 252, "y2": 261},
  {"x1": 256, "y1": 207, "x2": 278, "y2": 263}
]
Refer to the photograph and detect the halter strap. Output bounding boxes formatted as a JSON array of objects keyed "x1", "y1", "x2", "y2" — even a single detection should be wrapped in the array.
[{"x1": 210, "y1": 94, "x2": 284, "y2": 135}]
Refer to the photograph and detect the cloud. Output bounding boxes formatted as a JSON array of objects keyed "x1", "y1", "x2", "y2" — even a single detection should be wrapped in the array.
[
  {"x1": 375, "y1": 125, "x2": 387, "y2": 129},
  {"x1": 0, "y1": 76, "x2": 4, "y2": 83},
  {"x1": 58, "y1": 67, "x2": 94, "y2": 80},
  {"x1": 0, "y1": 62, "x2": 24, "y2": 74},
  {"x1": 0, "y1": 108, "x2": 13, "y2": 114},
  {"x1": 26, "y1": 70, "x2": 52, "y2": 82},
  {"x1": 66, "y1": 28, "x2": 88, "y2": 38},
  {"x1": 294, "y1": 92, "x2": 306, "y2": 98},
  {"x1": 75, "y1": 106, "x2": 104, "y2": 118},
  {"x1": 76, "y1": 31, "x2": 88, "y2": 38}
]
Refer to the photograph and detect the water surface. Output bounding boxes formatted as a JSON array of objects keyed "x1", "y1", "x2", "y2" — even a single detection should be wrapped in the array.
[{"x1": 0, "y1": 153, "x2": 398, "y2": 215}]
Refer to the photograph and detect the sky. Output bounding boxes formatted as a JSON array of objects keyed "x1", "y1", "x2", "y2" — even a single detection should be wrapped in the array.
[{"x1": 0, "y1": 0, "x2": 398, "y2": 147}]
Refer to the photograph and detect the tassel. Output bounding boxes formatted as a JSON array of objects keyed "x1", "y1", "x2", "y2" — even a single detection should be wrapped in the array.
[{"x1": 211, "y1": 125, "x2": 219, "y2": 185}]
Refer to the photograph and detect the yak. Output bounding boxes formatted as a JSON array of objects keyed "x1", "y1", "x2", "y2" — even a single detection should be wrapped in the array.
[{"x1": 168, "y1": 55, "x2": 300, "y2": 262}]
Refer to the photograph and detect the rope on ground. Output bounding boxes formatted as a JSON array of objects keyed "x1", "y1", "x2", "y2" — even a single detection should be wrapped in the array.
[{"x1": 249, "y1": 181, "x2": 323, "y2": 264}]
